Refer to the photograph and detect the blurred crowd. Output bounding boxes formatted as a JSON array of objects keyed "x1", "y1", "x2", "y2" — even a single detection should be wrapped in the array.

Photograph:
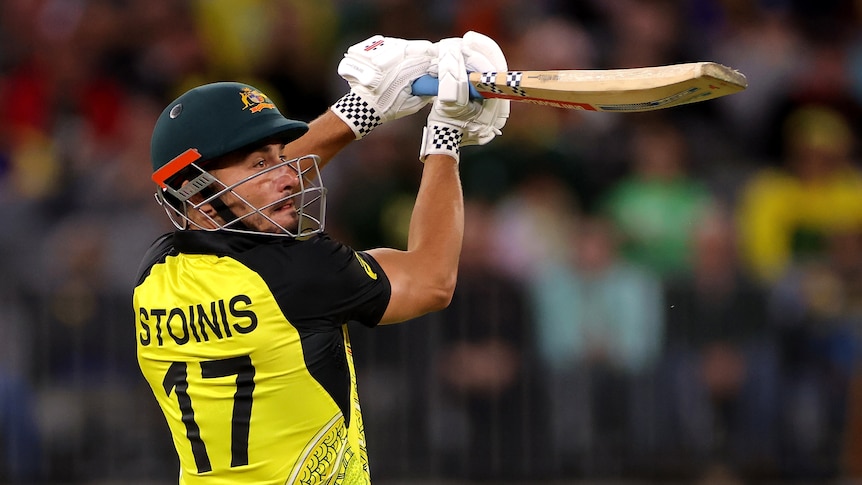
[{"x1": 2, "y1": 0, "x2": 862, "y2": 483}]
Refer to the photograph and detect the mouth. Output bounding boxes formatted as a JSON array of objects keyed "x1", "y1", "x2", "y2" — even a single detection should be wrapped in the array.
[{"x1": 272, "y1": 199, "x2": 296, "y2": 214}]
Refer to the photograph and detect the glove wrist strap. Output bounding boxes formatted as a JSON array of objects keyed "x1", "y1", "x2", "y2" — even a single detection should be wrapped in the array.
[
  {"x1": 419, "y1": 124, "x2": 463, "y2": 163},
  {"x1": 331, "y1": 92, "x2": 382, "y2": 139}
]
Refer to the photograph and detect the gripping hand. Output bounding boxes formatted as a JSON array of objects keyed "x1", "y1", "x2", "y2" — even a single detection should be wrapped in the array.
[
  {"x1": 458, "y1": 31, "x2": 510, "y2": 146},
  {"x1": 420, "y1": 32, "x2": 510, "y2": 163},
  {"x1": 332, "y1": 35, "x2": 436, "y2": 139}
]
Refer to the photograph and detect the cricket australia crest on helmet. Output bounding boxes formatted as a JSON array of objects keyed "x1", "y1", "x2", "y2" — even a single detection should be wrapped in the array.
[{"x1": 240, "y1": 87, "x2": 276, "y2": 113}]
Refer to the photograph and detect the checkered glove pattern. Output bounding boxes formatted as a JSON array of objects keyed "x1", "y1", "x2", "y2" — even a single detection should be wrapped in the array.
[
  {"x1": 332, "y1": 35, "x2": 436, "y2": 139},
  {"x1": 419, "y1": 123, "x2": 464, "y2": 162},
  {"x1": 331, "y1": 92, "x2": 381, "y2": 139}
]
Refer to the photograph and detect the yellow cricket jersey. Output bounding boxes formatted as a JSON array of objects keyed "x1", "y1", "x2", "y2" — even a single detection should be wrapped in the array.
[
  {"x1": 737, "y1": 168, "x2": 862, "y2": 282},
  {"x1": 134, "y1": 231, "x2": 391, "y2": 484}
]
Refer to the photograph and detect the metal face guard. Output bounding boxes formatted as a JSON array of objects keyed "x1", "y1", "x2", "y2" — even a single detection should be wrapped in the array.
[{"x1": 155, "y1": 154, "x2": 327, "y2": 238}]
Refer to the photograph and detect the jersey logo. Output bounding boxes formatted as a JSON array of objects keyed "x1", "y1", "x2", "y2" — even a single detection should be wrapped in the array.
[
  {"x1": 239, "y1": 87, "x2": 275, "y2": 113},
  {"x1": 288, "y1": 414, "x2": 347, "y2": 484},
  {"x1": 354, "y1": 252, "x2": 377, "y2": 280}
]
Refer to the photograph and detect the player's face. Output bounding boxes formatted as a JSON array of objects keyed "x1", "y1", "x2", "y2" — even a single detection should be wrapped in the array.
[{"x1": 209, "y1": 143, "x2": 302, "y2": 233}]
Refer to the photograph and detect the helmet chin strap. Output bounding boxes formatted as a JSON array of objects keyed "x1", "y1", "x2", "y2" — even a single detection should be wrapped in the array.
[{"x1": 200, "y1": 187, "x2": 252, "y2": 231}]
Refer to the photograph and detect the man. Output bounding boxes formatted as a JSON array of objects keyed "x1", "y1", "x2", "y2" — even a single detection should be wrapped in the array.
[{"x1": 133, "y1": 32, "x2": 508, "y2": 484}]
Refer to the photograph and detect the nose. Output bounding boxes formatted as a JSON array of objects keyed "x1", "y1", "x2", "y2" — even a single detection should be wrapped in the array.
[{"x1": 273, "y1": 159, "x2": 300, "y2": 192}]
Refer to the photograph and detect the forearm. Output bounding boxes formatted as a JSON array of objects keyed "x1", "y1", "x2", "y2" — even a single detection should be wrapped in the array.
[
  {"x1": 283, "y1": 110, "x2": 356, "y2": 169},
  {"x1": 408, "y1": 154, "x2": 464, "y2": 281},
  {"x1": 368, "y1": 154, "x2": 464, "y2": 324}
]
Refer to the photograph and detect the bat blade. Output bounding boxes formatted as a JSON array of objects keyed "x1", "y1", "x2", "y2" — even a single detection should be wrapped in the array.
[{"x1": 412, "y1": 62, "x2": 748, "y2": 112}]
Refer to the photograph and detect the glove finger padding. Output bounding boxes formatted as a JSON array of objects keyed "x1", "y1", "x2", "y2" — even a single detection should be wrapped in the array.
[
  {"x1": 459, "y1": 31, "x2": 510, "y2": 146},
  {"x1": 463, "y1": 31, "x2": 507, "y2": 72},
  {"x1": 435, "y1": 38, "x2": 469, "y2": 105},
  {"x1": 333, "y1": 35, "x2": 436, "y2": 139},
  {"x1": 421, "y1": 37, "x2": 474, "y2": 164}
]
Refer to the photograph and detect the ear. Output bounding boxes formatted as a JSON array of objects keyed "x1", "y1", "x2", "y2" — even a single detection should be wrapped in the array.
[
  {"x1": 198, "y1": 202, "x2": 218, "y2": 218},
  {"x1": 181, "y1": 180, "x2": 220, "y2": 220}
]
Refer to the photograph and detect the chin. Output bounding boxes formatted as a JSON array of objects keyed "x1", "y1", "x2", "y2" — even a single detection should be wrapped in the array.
[{"x1": 267, "y1": 214, "x2": 300, "y2": 234}]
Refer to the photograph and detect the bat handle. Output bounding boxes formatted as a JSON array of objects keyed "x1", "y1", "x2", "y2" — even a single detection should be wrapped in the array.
[{"x1": 411, "y1": 74, "x2": 483, "y2": 100}]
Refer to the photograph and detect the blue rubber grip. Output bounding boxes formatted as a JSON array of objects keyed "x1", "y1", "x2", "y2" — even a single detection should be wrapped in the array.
[{"x1": 411, "y1": 75, "x2": 483, "y2": 99}]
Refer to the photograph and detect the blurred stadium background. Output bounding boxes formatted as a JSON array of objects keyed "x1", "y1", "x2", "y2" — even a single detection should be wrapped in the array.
[{"x1": 3, "y1": 0, "x2": 862, "y2": 483}]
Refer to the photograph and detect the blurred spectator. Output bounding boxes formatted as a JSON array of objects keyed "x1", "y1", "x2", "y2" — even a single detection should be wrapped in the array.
[
  {"x1": 737, "y1": 104, "x2": 862, "y2": 284},
  {"x1": 850, "y1": 3, "x2": 862, "y2": 109},
  {"x1": 831, "y1": 228, "x2": 862, "y2": 477},
  {"x1": 769, "y1": 229, "x2": 862, "y2": 479},
  {"x1": 659, "y1": 205, "x2": 779, "y2": 479},
  {"x1": 21, "y1": 214, "x2": 141, "y2": 481},
  {"x1": 0, "y1": 281, "x2": 42, "y2": 483},
  {"x1": 120, "y1": 0, "x2": 208, "y2": 98},
  {"x1": 324, "y1": 120, "x2": 425, "y2": 250},
  {"x1": 597, "y1": 0, "x2": 686, "y2": 68},
  {"x1": 0, "y1": 370, "x2": 41, "y2": 483},
  {"x1": 704, "y1": 3, "x2": 808, "y2": 156},
  {"x1": 425, "y1": 200, "x2": 537, "y2": 480},
  {"x1": 600, "y1": 115, "x2": 716, "y2": 280},
  {"x1": 529, "y1": 215, "x2": 664, "y2": 476},
  {"x1": 492, "y1": 172, "x2": 580, "y2": 280}
]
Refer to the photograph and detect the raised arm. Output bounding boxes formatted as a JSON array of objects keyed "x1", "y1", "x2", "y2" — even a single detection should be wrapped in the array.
[
  {"x1": 368, "y1": 153, "x2": 463, "y2": 324},
  {"x1": 281, "y1": 110, "x2": 355, "y2": 169},
  {"x1": 368, "y1": 33, "x2": 510, "y2": 325}
]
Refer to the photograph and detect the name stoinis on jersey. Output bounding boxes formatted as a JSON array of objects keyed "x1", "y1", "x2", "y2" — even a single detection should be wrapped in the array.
[{"x1": 138, "y1": 294, "x2": 258, "y2": 347}]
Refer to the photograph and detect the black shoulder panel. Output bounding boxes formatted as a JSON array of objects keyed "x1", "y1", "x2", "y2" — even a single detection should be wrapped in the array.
[{"x1": 134, "y1": 232, "x2": 176, "y2": 287}]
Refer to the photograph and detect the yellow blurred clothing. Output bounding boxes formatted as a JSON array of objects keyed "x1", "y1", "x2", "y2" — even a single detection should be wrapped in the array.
[
  {"x1": 191, "y1": 0, "x2": 273, "y2": 76},
  {"x1": 191, "y1": 0, "x2": 338, "y2": 78},
  {"x1": 737, "y1": 166, "x2": 862, "y2": 282}
]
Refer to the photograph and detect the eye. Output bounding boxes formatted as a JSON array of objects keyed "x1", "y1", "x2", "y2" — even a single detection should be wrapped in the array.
[{"x1": 253, "y1": 159, "x2": 266, "y2": 169}]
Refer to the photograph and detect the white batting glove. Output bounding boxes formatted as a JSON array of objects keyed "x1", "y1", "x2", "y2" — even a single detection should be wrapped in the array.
[
  {"x1": 419, "y1": 38, "x2": 469, "y2": 163},
  {"x1": 459, "y1": 31, "x2": 510, "y2": 146},
  {"x1": 332, "y1": 35, "x2": 436, "y2": 139},
  {"x1": 419, "y1": 33, "x2": 510, "y2": 163}
]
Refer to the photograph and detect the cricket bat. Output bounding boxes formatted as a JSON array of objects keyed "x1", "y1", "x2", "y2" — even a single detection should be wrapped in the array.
[{"x1": 410, "y1": 62, "x2": 747, "y2": 112}]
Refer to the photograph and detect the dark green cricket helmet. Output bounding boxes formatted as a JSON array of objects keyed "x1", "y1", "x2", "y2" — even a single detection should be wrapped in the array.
[
  {"x1": 150, "y1": 82, "x2": 309, "y2": 188},
  {"x1": 149, "y1": 82, "x2": 326, "y2": 238}
]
